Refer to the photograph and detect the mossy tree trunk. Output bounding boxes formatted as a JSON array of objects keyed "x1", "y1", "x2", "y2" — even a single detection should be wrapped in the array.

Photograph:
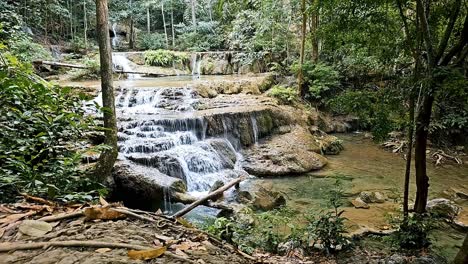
[{"x1": 93, "y1": 0, "x2": 118, "y2": 183}]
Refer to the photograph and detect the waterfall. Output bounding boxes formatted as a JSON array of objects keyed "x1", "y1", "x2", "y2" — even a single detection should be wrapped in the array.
[
  {"x1": 113, "y1": 53, "x2": 141, "y2": 79},
  {"x1": 112, "y1": 23, "x2": 118, "y2": 48},
  {"x1": 116, "y1": 86, "x2": 246, "y2": 195},
  {"x1": 250, "y1": 114, "x2": 259, "y2": 145},
  {"x1": 191, "y1": 53, "x2": 201, "y2": 79}
]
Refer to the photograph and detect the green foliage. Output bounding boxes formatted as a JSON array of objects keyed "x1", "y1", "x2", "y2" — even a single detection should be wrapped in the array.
[
  {"x1": 71, "y1": 55, "x2": 100, "y2": 80},
  {"x1": 0, "y1": 57, "x2": 104, "y2": 202},
  {"x1": 144, "y1": 49, "x2": 188, "y2": 67},
  {"x1": 137, "y1": 33, "x2": 166, "y2": 50},
  {"x1": 9, "y1": 37, "x2": 52, "y2": 63},
  {"x1": 386, "y1": 213, "x2": 436, "y2": 250},
  {"x1": 175, "y1": 21, "x2": 224, "y2": 51},
  {"x1": 306, "y1": 177, "x2": 348, "y2": 254},
  {"x1": 267, "y1": 85, "x2": 298, "y2": 105},
  {"x1": 327, "y1": 89, "x2": 402, "y2": 141},
  {"x1": 204, "y1": 207, "x2": 300, "y2": 254},
  {"x1": 291, "y1": 62, "x2": 341, "y2": 104}
]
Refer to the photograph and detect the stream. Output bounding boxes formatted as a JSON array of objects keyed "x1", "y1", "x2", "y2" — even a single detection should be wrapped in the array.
[{"x1": 62, "y1": 54, "x2": 468, "y2": 258}]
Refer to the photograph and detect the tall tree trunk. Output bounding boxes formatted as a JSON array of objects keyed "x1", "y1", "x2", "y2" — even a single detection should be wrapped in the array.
[
  {"x1": 129, "y1": 18, "x2": 134, "y2": 49},
  {"x1": 84, "y1": 0, "x2": 88, "y2": 50},
  {"x1": 413, "y1": 94, "x2": 434, "y2": 213},
  {"x1": 171, "y1": 3, "x2": 175, "y2": 48},
  {"x1": 454, "y1": 233, "x2": 468, "y2": 264},
  {"x1": 69, "y1": 0, "x2": 74, "y2": 40},
  {"x1": 147, "y1": 6, "x2": 150, "y2": 33},
  {"x1": 93, "y1": 0, "x2": 118, "y2": 183},
  {"x1": 161, "y1": 2, "x2": 169, "y2": 48},
  {"x1": 311, "y1": 1, "x2": 319, "y2": 63},
  {"x1": 191, "y1": 0, "x2": 197, "y2": 28},
  {"x1": 298, "y1": 0, "x2": 307, "y2": 98}
]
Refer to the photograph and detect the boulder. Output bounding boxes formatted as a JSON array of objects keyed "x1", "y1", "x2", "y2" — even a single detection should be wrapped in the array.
[
  {"x1": 426, "y1": 198, "x2": 461, "y2": 219},
  {"x1": 252, "y1": 186, "x2": 286, "y2": 211},
  {"x1": 111, "y1": 161, "x2": 186, "y2": 210},
  {"x1": 207, "y1": 139, "x2": 237, "y2": 169},
  {"x1": 209, "y1": 180, "x2": 225, "y2": 201},
  {"x1": 373, "y1": 192, "x2": 386, "y2": 203},
  {"x1": 359, "y1": 191, "x2": 386, "y2": 204},
  {"x1": 351, "y1": 197, "x2": 370, "y2": 209},
  {"x1": 235, "y1": 190, "x2": 253, "y2": 204},
  {"x1": 242, "y1": 126, "x2": 327, "y2": 177}
]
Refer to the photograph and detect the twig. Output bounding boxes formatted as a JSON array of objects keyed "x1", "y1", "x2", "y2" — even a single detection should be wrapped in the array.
[
  {"x1": 20, "y1": 193, "x2": 56, "y2": 206},
  {"x1": 0, "y1": 240, "x2": 148, "y2": 252},
  {"x1": 38, "y1": 210, "x2": 85, "y2": 222}
]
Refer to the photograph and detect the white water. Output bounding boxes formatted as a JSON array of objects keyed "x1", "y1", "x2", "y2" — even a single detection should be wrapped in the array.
[
  {"x1": 116, "y1": 86, "x2": 246, "y2": 196},
  {"x1": 191, "y1": 53, "x2": 202, "y2": 79},
  {"x1": 112, "y1": 53, "x2": 141, "y2": 79},
  {"x1": 112, "y1": 23, "x2": 119, "y2": 48}
]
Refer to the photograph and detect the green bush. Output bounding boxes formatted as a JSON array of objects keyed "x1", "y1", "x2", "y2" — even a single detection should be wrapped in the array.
[
  {"x1": 71, "y1": 55, "x2": 100, "y2": 80},
  {"x1": 144, "y1": 49, "x2": 188, "y2": 67},
  {"x1": 137, "y1": 33, "x2": 166, "y2": 50},
  {"x1": 386, "y1": 213, "x2": 436, "y2": 249},
  {"x1": 291, "y1": 62, "x2": 341, "y2": 104},
  {"x1": 0, "y1": 58, "x2": 104, "y2": 202},
  {"x1": 9, "y1": 38, "x2": 52, "y2": 63},
  {"x1": 267, "y1": 85, "x2": 298, "y2": 105}
]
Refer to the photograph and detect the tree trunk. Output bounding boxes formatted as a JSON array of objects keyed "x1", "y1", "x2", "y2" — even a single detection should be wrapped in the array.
[
  {"x1": 403, "y1": 92, "x2": 415, "y2": 216},
  {"x1": 191, "y1": 0, "x2": 197, "y2": 28},
  {"x1": 147, "y1": 6, "x2": 150, "y2": 33},
  {"x1": 129, "y1": 18, "x2": 134, "y2": 49},
  {"x1": 413, "y1": 94, "x2": 434, "y2": 213},
  {"x1": 298, "y1": 0, "x2": 307, "y2": 98},
  {"x1": 161, "y1": 2, "x2": 169, "y2": 48},
  {"x1": 454, "y1": 233, "x2": 468, "y2": 264},
  {"x1": 84, "y1": 0, "x2": 88, "y2": 50},
  {"x1": 171, "y1": 1, "x2": 175, "y2": 47},
  {"x1": 311, "y1": 1, "x2": 319, "y2": 63},
  {"x1": 93, "y1": 0, "x2": 118, "y2": 183}
]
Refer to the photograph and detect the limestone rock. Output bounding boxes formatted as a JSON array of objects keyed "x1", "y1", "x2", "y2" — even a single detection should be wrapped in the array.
[
  {"x1": 373, "y1": 192, "x2": 386, "y2": 203},
  {"x1": 426, "y1": 198, "x2": 460, "y2": 219},
  {"x1": 253, "y1": 186, "x2": 286, "y2": 211},
  {"x1": 209, "y1": 180, "x2": 225, "y2": 201},
  {"x1": 111, "y1": 161, "x2": 186, "y2": 210},
  {"x1": 359, "y1": 191, "x2": 386, "y2": 204},
  {"x1": 207, "y1": 139, "x2": 237, "y2": 169},
  {"x1": 351, "y1": 197, "x2": 370, "y2": 209},
  {"x1": 236, "y1": 191, "x2": 253, "y2": 204}
]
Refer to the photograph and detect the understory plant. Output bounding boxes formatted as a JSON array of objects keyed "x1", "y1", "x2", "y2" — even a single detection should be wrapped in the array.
[
  {"x1": 144, "y1": 49, "x2": 189, "y2": 67},
  {"x1": 386, "y1": 213, "x2": 436, "y2": 249},
  {"x1": 306, "y1": 177, "x2": 348, "y2": 255},
  {"x1": 267, "y1": 85, "x2": 298, "y2": 105},
  {"x1": 0, "y1": 50, "x2": 105, "y2": 202},
  {"x1": 137, "y1": 33, "x2": 166, "y2": 50}
]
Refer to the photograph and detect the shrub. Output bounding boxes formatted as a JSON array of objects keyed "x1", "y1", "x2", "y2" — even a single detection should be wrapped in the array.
[
  {"x1": 9, "y1": 38, "x2": 52, "y2": 63},
  {"x1": 306, "y1": 177, "x2": 348, "y2": 254},
  {"x1": 291, "y1": 62, "x2": 341, "y2": 104},
  {"x1": 0, "y1": 58, "x2": 104, "y2": 202},
  {"x1": 267, "y1": 85, "x2": 298, "y2": 105},
  {"x1": 71, "y1": 55, "x2": 100, "y2": 80},
  {"x1": 137, "y1": 33, "x2": 166, "y2": 50},
  {"x1": 144, "y1": 49, "x2": 189, "y2": 67},
  {"x1": 386, "y1": 213, "x2": 436, "y2": 249}
]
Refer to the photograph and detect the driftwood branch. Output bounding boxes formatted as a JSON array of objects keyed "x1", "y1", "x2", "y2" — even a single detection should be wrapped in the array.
[
  {"x1": 33, "y1": 60, "x2": 176, "y2": 77},
  {"x1": 38, "y1": 210, "x2": 85, "y2": 222},
  {"x1": 172, "y1": 192, "x2": 234, "y2": 211},
  {"x1": 171, "y1": 177, "x2": 244, "y2": 218},
  {"x1": 0, "y1": 240, "x2": 148, "y2": 252}
]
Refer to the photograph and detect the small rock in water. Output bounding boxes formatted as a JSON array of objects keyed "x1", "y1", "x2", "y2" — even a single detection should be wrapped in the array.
[
  {"x1": 373, "y1": 192, "x2": 386, "y2": 203},
  {"x1": 253, "y1": 187, "x2": 286, "y2": 211},
  {"x1": 235, "y1": 190, "x2": 253, "y2": 204},
  {"x1": 209, "y1": 180, "x2": 225, "y2": 201},
  {"x1": 359, "y1": 191, "x2": 374, "y2": 203},
  {"x1": 351, "y1": 197, "x2": 370, "y2": 209}
]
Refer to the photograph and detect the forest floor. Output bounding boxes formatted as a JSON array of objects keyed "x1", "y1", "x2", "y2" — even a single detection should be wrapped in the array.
[{"x1": 0, "y1": 198, "x2": 452, "y2": 264}]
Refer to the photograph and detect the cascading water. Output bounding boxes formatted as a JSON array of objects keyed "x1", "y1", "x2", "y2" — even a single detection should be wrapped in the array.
[
  {"x1": 113, "y1": 53, "x2": 141, "y2": 79},
  {"x1": 191, "y1": 53, "x2": 202, "y2": 79},
  {"x1": 116, "y1": 86, "x2": 245, "y2": 198},
  {"x1": 111, "y1": 23, "x2": 119, "y2": 48}
]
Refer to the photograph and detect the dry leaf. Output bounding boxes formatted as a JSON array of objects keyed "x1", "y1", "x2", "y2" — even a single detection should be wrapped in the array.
[
  {"x1": 128, "y1": 247, "x2": 166, "y2": 260},
  {"x1": 0, "y1": 211, "x2": 35, "y2": 226},
  {"x1": 0, "y1": 228, "x2": 5, "y2": 238},
  {"x1": 18, "y1": 220, "x2": 53, "y2": 237},
  {"x1": 84, "y1": 207, "x2": 126, "y2": 221},
  {"x1": 95, "y1": 248, "x2": 112, "y2": 253},
  {"x1": 153, "y1": 239, "x2": 162, "y2": 247},
  {"x1": 99, "y1": 197, "x2": 109, "y2": 207},
  {"x1": 0, "y1": 205, "x2": 18, "y2": 214},
  {"x1": 21, "y1": 193, "x2": 55, "y2": 206}
]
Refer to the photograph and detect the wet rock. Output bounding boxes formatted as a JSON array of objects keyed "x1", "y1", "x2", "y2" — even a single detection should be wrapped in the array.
[
  {"x1": 426, "y1": 198, "x2": 460, "y2": 219},
  {"x1": 374, "y1": 192, "x2": 386, "y2": 203},
  {"x1": 386, "y1": 254, "x2": 407, "y2": 264},
  {"x1": 253, "y1": 186, "x2": 286, "y2": 211},
  {"x1": 318, "y1": 115, "x2": 359, "y2": 133},
  {"x1": 242, "y1": 126, "x2": 326, "y2": 176},
  {"x1": 207, "y1": 139, "x2": 237, "y2": 169},
  {"x1": 351, "y1": 197, "x2": 370, "y2": 209},
  {"x1": 127, "y1": 154, "x2": 187, "y2": 183},
  {"x1": 111, "y1": 162, "x2": 186, "y2": 210},
  {"x1": 317, "y1": 134, "x2": 344, "y2": 155},
  {"x1": 86, "y1": 131, "x2": 105, "y2": 145},
  {"x1": 236, "y1": 190, "x2": 253, "y2": 204},
  {"x1": 209, "y1": 180, "x2": 225, "y2": 201}
]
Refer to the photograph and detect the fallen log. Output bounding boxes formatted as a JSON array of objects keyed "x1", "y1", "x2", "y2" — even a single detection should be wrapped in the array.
[
  {"x1": 33, "y1": 60, "x2": 179, "y2": 77},
  {"x1": 172, "y1": 192, "x2": 234, "y2": 211},
  {"x1": 171, "y1": 177, "x2": 244, "y2": 218}
]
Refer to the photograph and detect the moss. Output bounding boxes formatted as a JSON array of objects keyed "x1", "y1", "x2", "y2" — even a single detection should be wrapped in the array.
[{"x1": 201, "y1": 58, "x2": 215, "y2": 74}]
